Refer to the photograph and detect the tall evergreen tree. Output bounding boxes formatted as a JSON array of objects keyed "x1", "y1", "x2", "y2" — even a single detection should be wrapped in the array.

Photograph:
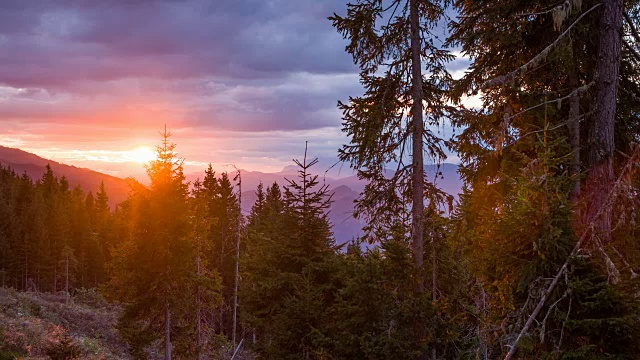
[
  {"x1": 201, "y1": 167, "x2": 240, "y2": 338},
  {"x1": 283, "y1": 143, "x2": 334, "y2": 260},
  {"x1": 189, "y1": 179, "x2": 222, "y2": 359},
  {"x1": 107, "y1": 129, "x2": 194, "y2": 359},
  {"x1": 330, "y1": 0, "x2": 455, "y2": 290},
  {"x1": 449, "y1": 0, "x2": 640, "y2": 357},
  {"x1": 242, "y1": 149, "x2": 336, "y2": 358}
]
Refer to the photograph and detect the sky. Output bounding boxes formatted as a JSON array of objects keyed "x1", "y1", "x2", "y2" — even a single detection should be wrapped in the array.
[{"x1": 0, "y1": 0, "x2": 472, "y2": 180}]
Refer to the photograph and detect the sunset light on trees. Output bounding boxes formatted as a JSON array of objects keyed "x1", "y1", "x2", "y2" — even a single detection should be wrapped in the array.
[{"x1": 1, "y1": 0, "x2": 640, "y2": 359}]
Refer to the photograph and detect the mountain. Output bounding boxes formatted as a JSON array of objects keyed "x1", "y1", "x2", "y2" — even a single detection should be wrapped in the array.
[
  {"x1": 188, "y1": 162, "x2": 463, "y2": 244},
  {"x1": 0, "y1": 146, "x2": 463, "y2": 244},
  {"x1": 0, "y1": 146, "x2": 130, "y2": 208}
]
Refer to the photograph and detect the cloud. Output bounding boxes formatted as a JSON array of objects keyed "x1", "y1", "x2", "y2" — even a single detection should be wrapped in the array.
[
  {"x1": 0, "y1": 0, "x2": 354, "y2": 85},
  {"x1": 0, "y1": 0, "x2": 464, "y2": 175},
  {"x1": 0, "y1": 0, "x2": 361, "y2": 138}
]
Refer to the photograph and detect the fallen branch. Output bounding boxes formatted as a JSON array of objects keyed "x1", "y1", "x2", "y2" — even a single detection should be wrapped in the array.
[
  {"x1": 503, "y1": 144, "x2": 640, "y2": 360},
  {"x1": 482, "y1": 3, "x2": 602, "y2": 90},
  {"x1": 555, "y1": 295, "x2": 572, "y2": 351},
  {"x1": 613, "y1": 246, "x2": 639, "y2": 278}
]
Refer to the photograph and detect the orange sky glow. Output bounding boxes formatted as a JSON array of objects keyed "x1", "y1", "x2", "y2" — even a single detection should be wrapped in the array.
[
  {"x1": 0, "y1": 119, "x2": 349, "y2": 182},
  {"x1": 0, "y1": 0, "x2": 467, "y2": 183}
]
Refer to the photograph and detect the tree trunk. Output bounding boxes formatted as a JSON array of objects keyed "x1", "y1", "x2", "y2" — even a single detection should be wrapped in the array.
[
  {"x1": 196, "y1": 251, "x2": 201, "y2": 360},
  {"x1": 65, "y1": 254, "x2": 69, "y2": 296},
  {"x1": 568, "y1": 54, "x2": 581, "y2": 204},
  {"x1": 585, "y1": 0, "x2": 623, "y2": 243},
  {"x1": 165, "y1": 301, "x2": 172, "y2": 360},
  {"x1": 477, "y1": 285, "x2": 488, "y2": 359},
  {"x1": 232, "y1": 171, "x2": 241, "y2": 347},
  {"x1": 409, "y1": 0, "x2": 425, "y2": 292},
  {"x1": 219, "y1": 229, "x2": 225, "y2": 335},
  {"x1": 24, "y1": 251, "x2": 27, "y2": 290},
  {"x1": 431, "y1": 232, "x2": 437, "y2": 360},
  {"x1": 80, "y1": 245, "x2": 85, "y2": 289}
]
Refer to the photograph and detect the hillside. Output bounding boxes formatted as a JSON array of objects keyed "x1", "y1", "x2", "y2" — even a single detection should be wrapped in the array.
[
  {"x1": 0, "y1": 146, "x2": 130, "y2": 208},
  {"x1": 0, "y1": 146, "x2": 462, "y2": 244},
  {"x1": 0, "y1": 288, "x2": 127, "y2": 359},
  {"x1": 0, "y1": 288, "x2": 256, "y2": 360}
]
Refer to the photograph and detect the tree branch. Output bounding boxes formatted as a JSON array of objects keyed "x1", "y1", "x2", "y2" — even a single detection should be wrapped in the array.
[
  {"x1": 506, "y1": 82, "x2": 593, "y2": 123},
  {"x1": 483, "y1": 3, "x2": 602, "y2": 90},
  {"x1": 623, "y1": 40, "x2": 640, "y2": 62},
  {"x1": 516, "y1": 1, "x2": 566, "y2": 17},
  {"x1": 503, "y1": 144, "x2": 640, "y2": 360},
  {"x1": 624, "y1": 12, "x2": 640, "y2": 45}
]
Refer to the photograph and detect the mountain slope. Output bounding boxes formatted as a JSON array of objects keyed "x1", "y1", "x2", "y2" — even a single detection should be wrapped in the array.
[
  {"x1": 0, "y1": 146, "x2": 462, "y2": 244},
  {"x1": 0, "y1": 146, "x2": 130, "y2": 208}
]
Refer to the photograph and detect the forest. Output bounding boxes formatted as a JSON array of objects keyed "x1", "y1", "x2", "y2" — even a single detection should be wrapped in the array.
[{"x1": 2, "y1": 0, "x2": 640, "y2": 359}]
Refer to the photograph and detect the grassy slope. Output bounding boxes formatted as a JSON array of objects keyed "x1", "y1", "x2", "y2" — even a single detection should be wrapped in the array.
[{"x1": 0, "y1": 288, "x2": 128, "y2": 360}]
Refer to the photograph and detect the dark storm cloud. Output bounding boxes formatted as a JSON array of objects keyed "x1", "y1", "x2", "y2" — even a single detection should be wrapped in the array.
[
  {"x1": 0, "y1": 0, "x2": 366, "y2": 133},
  {"x1": 0, "y1": 0, "x2": 469, "y2": 135},
  {"x1": 0, "y1": 0, "x2": 354, "y2": 85}
]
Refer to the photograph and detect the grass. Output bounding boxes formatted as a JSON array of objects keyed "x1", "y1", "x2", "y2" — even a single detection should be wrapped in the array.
[{"x1": 0, "y1": 287, "x2": 128, "y2": 359}]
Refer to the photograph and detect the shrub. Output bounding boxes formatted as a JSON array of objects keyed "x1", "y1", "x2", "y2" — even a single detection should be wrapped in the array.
[
  {"x1": 73, "y1": 288, "x2": 108, "y2": 308},
  {"x1": 46, "y1": 331, "x2": 81, "y2": 360}
]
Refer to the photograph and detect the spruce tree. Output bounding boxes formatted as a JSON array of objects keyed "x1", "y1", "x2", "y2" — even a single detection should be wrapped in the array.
[
  {"x1": 241, "y1": 149, "x2": 336, "y2": 358},
  {"x1": 330, "y1": 0, "x2": 455, "y2": 290},
  {"x1": 449, "y1": 0, "x2": 640, "y2": 356},
  {"x1": 189, "y1": 179, "x2": 222, "y2": 359},
  {"x1": 107, "y1": 128, "x2": 194, "y2": 359},
  {"x1": 201, "y1": 168, "x2": 239, "y2": 338}
]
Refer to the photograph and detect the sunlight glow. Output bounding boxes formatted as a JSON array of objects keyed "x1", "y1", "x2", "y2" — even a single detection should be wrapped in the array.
[{"x1": 125, "y1": 146, "x2": 157, "y2": 164}]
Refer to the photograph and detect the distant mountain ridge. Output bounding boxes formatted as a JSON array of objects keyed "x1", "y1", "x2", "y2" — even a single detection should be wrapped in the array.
[
  {"x1": 0, "y1": 146, "x2": 463, "y2": 244},
  {"x1": 0, "y1": 146, "x2": 131, "y2": 208},
  {"x1": 188, "y1": 162, "x2": 463, "y2": 243}
]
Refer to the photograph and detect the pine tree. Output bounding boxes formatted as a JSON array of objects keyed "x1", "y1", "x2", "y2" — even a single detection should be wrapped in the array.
[
  {"x1": 189, "y1": 179, "x2": 222, "y2": 359},
  {"x1": 107, "y1": 128, "x2": 194, "y2": 359},
  {"x1": 283, "y1": 143, "x2": 334, "y2": 260},
  {"x1": 330, "y1": 0, "x2": 455, "y2": 290},
  {"x1": 449, "y1": 1, "x2": 640, "y2": 356},
  {"x1": 241, "y1": 148, "x2": 336, "y2": 358},
  {"x1": 201, "y1": 168, "x2": 239, "y2": 338},
  {"x1": 92, "y1": 182, "x2": 111, "y2": 286}
]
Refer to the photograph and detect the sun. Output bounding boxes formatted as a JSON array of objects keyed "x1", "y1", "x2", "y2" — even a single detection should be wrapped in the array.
[{"x1": 126, "y1": 146, "x2": 157, "y2": 164}]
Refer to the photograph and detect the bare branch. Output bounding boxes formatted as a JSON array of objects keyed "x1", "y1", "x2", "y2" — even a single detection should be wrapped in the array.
[
  {"x1": 555, "y1": 295, "x2": 571, "y2": 351},
  {"x1": 500, "y1": 111, "x2": 592, "y2": 152},
  {"x1": 592, "y1": 234, "x2": 620, "y2": 284},
  {"x1": 540, "y1": 288, "x2": 568, "y2": 342},
  {"x1": 506, "y1": 82, "x2": 593, "y2": 123},
  {"x1": 516, "y1": 2, "x2": 566, "y2": 17},
  {"x1": 503, "y1": 145, "x2": 640, "y2": 360},
  {"x1": 624, "y1": 12, "x2": 640, "y2": 45},
  {"x1": 623, "y1": 40, "x2": 640, "y2": 62},
  {"x1": 483, "y1": 3, "x2": 602, "y2": 90},
  {"x1": 613, "y1": 246, "x2": 639, "y2": 278}
]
